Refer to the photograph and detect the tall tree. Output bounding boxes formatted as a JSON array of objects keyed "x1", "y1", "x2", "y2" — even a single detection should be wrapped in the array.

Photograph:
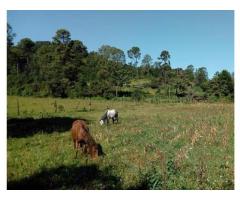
[
  {"x1": 17, "y1": 38, "x2": 35, "y2": 56},
  {"x1": 68, "y1": 40, "x2": 88, "y2": 64},
  {"x1": 141, "y1": 54, "x2": 152, "y2": 67},
  {"x1": 7, "y1": 23, "x2": 16, "y2": 47},
  {"x1": 16, "y1": 38, "x2": 35, "y2": 73},
  {"x1": 185, "y1": 65, "x2": 195, "y2": 82},
  {"x1": 52, "y1": 29, "x2": 71, "y2": 45},
  {"x1": 127, "y1": 46, "x2": 141, "y2": 67},
  {"x1": 64, "y1": 40, "x2": 88, "y2": 86},
  {"x1": 158, "y1": 64, "x2": 172, "y2": 85},
  {"x1": 158, "y1": 50, "x2": 171, "y2": 65},
  {"x1": 7, "y1": 24, "x2": 16, "y2": 74},
  {"x1": 208, "y1": 70, "x2": 234, "y2": 99},
  {"x1": 110, "y1": 62, "x2": 130, "y2": 97},
  {"x1": 98, "y1": 45, "x2": 125, "y2": 64},
  {"x1": 140, "y1": 54, "x2": 153, "y2": 77},
  {"x1": 195, "y1": 67, "x2": 208, "y2": 89}
]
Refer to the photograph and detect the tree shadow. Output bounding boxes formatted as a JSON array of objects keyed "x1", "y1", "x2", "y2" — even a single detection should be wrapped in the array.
[
  {"x1": 7, "y1": 117, "x2": 91, "y2": 138},
  {"x1": 7, "y1": 164, "x2": 122, "y2": 190}
]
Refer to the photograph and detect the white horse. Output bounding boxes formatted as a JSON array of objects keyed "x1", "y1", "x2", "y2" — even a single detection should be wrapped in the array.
[{"x1": 100, "y1": 109, "x2": 118, "y2": 125}]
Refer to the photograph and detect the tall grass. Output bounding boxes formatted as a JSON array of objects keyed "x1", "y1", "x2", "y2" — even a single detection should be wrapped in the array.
[{"x1": 7, "y1": 96, "x2": 234, "y2": 189}]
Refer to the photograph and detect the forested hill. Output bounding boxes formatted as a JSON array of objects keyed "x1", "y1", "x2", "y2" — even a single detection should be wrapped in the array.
[{"x1": 7, "y1": 26, "x2": 234, "y2": 102}]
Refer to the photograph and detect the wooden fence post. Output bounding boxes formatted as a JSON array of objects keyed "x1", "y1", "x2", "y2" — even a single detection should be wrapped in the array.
[{"x1": 17, "y1": 98, "x2": 20, "y2": 116}]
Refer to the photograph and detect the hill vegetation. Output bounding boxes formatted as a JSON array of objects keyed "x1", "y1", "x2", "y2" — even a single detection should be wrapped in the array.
[{"x1": 7, "y1": 25, "x2": 234, "y2": 102}]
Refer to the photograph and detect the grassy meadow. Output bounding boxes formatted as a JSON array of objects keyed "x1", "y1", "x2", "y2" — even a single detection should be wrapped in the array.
[{"x1": 7, "y1": 96, "x2": 234, "y2": 189}]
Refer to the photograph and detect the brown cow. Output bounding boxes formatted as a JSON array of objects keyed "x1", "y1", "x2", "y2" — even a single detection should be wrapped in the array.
[{"x1": 71, "y1": 120, "x2": 103, "y2": 159}]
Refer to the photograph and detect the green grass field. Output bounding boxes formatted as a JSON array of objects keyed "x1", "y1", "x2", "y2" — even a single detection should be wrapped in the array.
[{"x1": 7, "y1": 96, "x2": 234, "y2": 189}]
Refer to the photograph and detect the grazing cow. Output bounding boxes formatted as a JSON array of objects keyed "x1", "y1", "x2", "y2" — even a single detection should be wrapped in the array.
[
  {"x1": 71, "y1": 120, "x2": 103, "y2": 159},
  {"x1": 99, "y1": 109, "x2": 118, "y2": 125}
]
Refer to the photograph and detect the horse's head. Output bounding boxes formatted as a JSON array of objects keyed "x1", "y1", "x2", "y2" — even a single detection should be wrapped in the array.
[
  {"x1": 99, "y1": 111, "x2": 108, "y2": 125},
  {"x1": 99, "y1": 119, "x2": 104, "y2": 125},
  {"x1": 89, "y1": 143, "x2": 105, "y2": 158},
  {"x1": 97, "y1": 143, "x2": 105, "y2": 156}
]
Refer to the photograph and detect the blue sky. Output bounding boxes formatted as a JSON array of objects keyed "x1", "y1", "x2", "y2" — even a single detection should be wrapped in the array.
[{"x1": 7, "y1": 10, "x2": 234, "y2": 78}]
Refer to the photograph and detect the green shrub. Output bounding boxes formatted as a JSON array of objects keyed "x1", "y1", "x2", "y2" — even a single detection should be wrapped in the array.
[
  {"x1": 21, "y1": 84, "x2": 34, "y2": 96},
  {"x1": 131, "y1": 89, "x2": 146, "y2": 102}
]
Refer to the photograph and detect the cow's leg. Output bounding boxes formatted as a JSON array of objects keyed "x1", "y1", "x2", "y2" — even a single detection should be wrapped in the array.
[
  {"x1": 75, "y1": 141, "x2": 79, "y2": 158},
  {"x1": 112, "y1": 118, "x2": 114, "y2": 124},
  {"x1": 75, "y1": 150, "x2": 78, "y2": 159},
  {"x1": 80, "y1": 141, "x2": 84, "y2": 154},
  {"x1": 73, "y1": 140, "x2": 77, "y2": 149},
  {"x1": 82, "y1": 143, "x2": 89, "y2": 154}
]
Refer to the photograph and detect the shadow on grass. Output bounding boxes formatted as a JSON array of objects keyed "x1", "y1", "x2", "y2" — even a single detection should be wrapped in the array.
[
  {"x1": 7, "y1": 164, "x2": 122, "y2": 190},
  {"x1": 7, "y1": 117, "x2": 90, "y2": 138}
]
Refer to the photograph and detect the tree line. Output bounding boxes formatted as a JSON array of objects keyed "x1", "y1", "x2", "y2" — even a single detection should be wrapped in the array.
[{"x1": 7, "y1": 25, "x2": 234, "y2": 102}]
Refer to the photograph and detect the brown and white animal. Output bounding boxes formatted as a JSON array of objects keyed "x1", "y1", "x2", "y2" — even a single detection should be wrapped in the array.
[{"x1": 71, "y1": 120, "x2": 103, "y2": 159}]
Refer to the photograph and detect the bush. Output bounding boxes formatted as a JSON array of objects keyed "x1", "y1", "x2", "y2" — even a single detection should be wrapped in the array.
[
  {"x1": 67, "y1": 88, "x2": 78, "y2": 98},
  {"x1": 207, "y1": 95, "x2": 219, "y2": 102},
  {"x1": 103, "y1": 91, "x2": 115, "y2": 100},
  {"x1": 131, "y1": 89, "x2": 146, "y2": 102},
  {"x1": 7, "y1": 86, "x2": 21, "y2": 96},
  {"x1": 21, "y1": 84, "x2": 34, "y2": 96},
  {"x1": 149, "y1": 79, "x2": 159, "y2": 89}
]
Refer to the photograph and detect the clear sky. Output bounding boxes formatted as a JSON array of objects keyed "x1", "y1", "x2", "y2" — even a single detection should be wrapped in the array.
[{"x1": 7, "y1": 10, "x2": 234, "y2": 78}]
